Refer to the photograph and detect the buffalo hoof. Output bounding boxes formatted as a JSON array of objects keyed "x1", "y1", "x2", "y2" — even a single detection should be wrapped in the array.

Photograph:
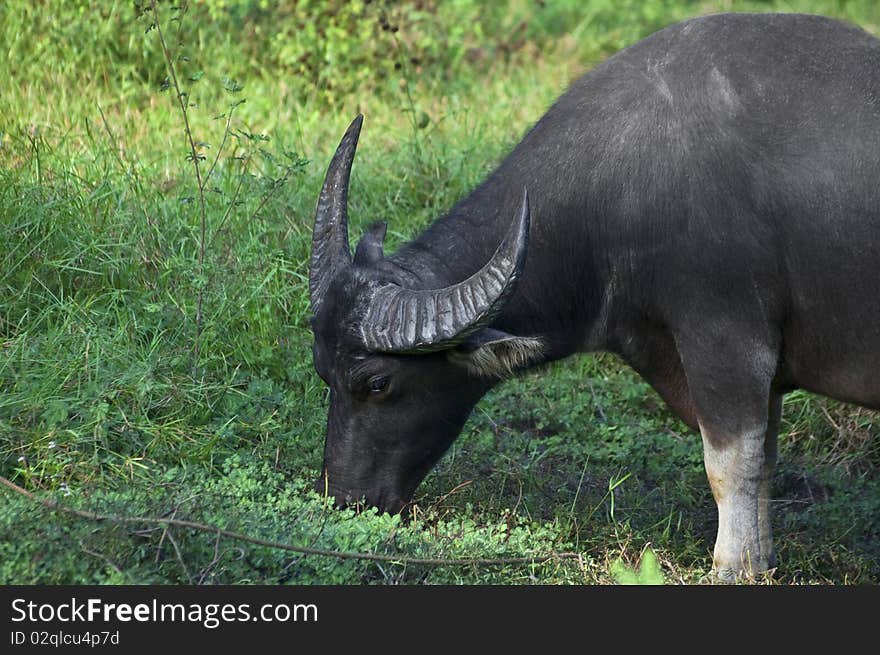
[{"x1": 712, "y1": 562, "x2": 778, "y2": 584}]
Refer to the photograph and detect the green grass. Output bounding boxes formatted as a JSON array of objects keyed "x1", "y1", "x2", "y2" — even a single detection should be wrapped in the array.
[{"x1": 1, "y1": 0, "x2": 879, "y2": 584}]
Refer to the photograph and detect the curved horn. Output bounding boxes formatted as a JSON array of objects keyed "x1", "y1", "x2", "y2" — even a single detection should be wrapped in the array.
[
  {"x1": 360, "y1": 189, "x2": 531, "y2": 352},
  {"x1": 309, "y1": 115, "x2": 363, "y2": 315}
]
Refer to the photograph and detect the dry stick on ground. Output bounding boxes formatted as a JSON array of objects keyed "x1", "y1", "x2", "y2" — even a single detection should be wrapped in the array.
[{"x1": 0, "y1": 476, "x2": 585, "y2": 569}]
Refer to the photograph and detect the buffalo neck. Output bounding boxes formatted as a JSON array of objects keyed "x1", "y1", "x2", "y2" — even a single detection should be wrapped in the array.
[{"x1": 387, "y1": 163, "x2": 613, "y2": 361}]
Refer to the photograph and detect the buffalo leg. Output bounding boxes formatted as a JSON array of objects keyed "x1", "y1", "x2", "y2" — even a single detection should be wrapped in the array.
[
  {"x1": 676, "y1": 329, "x2": 780, "y2": 580},
  {"x1": 758, "y1": 394, "x2": 781, "y2": 570},
  {"x1": 698, "y1": 394, "x2": 781, "y2": 580}
]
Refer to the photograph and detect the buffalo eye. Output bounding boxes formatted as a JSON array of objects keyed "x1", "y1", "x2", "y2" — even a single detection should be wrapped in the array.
[{"x1": 367, "y1": 375, "x2": 390, "y2": 394}]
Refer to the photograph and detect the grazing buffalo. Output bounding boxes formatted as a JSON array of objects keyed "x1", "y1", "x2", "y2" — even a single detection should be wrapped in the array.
[{"x1": 307, "y1": 13, "x2": 880, "y2": 580}]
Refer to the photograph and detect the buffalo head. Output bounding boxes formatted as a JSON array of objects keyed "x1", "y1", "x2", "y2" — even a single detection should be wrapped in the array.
[{"x1": 308, "y1": 115, "x2": 543, "y2": 513}]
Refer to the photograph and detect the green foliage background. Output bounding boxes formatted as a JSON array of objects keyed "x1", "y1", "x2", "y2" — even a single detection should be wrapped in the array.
[{"x1": 1, "y1": 0, "x2": 878, "y2": 584}]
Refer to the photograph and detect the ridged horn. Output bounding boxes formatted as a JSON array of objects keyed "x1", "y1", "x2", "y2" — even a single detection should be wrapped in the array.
[
  {"x1": 360, "y1": 189, "x2": 531, "y2": 352},
  {"x1": 309, "y1": 114, "x2": 363, "y2": 315}
]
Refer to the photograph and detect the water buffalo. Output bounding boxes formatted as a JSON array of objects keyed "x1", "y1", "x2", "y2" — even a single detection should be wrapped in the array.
[{"x1": 308, "y1": 13, "x2": 880, "y2": 580}]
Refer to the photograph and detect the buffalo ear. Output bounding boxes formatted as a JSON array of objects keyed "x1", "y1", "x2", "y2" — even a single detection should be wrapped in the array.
[
  {"x1": 354, "y1": 222, "x2": 387, "y2": 266},
  {"x1": 448, "y1": 328, "x2": 544, "y2": 378}
]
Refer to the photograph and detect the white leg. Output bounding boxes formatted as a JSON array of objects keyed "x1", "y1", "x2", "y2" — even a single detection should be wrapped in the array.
[
  {"x1": 758, "y1": 395, "x2": 781, "y2": 570},
  {"x1": 701, "y1": 418, "x2": 776, "y2": 581},
  {"x1": 672, "y1": 315, "x2": 781, "y2": 580}
]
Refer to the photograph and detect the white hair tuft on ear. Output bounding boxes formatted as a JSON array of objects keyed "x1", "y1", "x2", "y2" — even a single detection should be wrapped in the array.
[{"x1": 449, "y1": 335, "x2": 544, "y2": 379}]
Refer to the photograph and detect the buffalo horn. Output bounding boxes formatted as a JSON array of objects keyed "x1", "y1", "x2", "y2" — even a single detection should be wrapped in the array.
[
  {"x1": 309, "y1": 114, "x2": 363, "y2": 315},
  {"x1": 360, "y1": 189, "x2": 531, "y2": 352}
]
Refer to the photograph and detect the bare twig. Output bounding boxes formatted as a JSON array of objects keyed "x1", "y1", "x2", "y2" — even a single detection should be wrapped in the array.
[
  {"x1": 79, "y1": 541, "x2": 128, "y2": 581},
  {"x1": 587, "y1": 380, "x2": 607, "y2": 423},
  {"x1": 197, "y1": 530, "x2": 223, "y2": 584},
  {"x1": 203, "y1": 105, "x2": 238, "y2": 188},
  {"x1": 1, "y1": 475, "x2": 583, "y2": 568},
  {"x1": 149, "y1": 0, "x2": 209, "y2": 367},
  {"x1": 207, "y1": 156, "x2": 250, "y2": 250},
  {"x1": 165, "y1": 528, "x2": 194, "y2": 584},
  {"x1": 155, "y1": 498, "x2": 196, "y2": 585},
  {"x1": 96, "y1": 103, "x2": 155, "y2": 231}
]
